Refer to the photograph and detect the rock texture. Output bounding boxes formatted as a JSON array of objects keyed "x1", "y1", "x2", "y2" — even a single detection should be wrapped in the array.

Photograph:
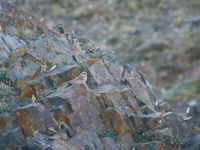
[
  {"x1": 0, "y1": 1, "x2": 199, "y2": 150},
  {"x1": 9, "y1": 0, "x2": 200, "y2": 111}
]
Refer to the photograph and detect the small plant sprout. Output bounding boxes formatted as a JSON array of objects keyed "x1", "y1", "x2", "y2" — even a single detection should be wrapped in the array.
[{"x1": 32, "y1": 95, "x2": 37, "y2": 103}]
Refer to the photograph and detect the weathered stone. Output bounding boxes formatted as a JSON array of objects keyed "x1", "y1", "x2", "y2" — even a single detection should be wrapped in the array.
[
  {"x1": 163, "y1": 112, "x2": 194, "y2": 138},
  {"x1": 0, "y1": 126, "x2": 26, "y2": 150},
  {"x1": 65, "y1": 125, "x2": 76, "y2": 138},
  {"x1": 16, "y1": 103, "x2": 57, "y2": 138},
  {"x1": 129, "y1": 113, "x2": 161, "y2": 130},
  {"x1": 181, "y1": 134, "x2": 200, "y2": 150},
  {"x1": 188, "y1": 100, "x2": 200, "y2": 126},
  {"x1": 99, "y1": 109, "x2": 126, "y2": 135},
  {"x1": 26, "y1": 133, "x2": 50, "y2": 150},
  {"x1": 15, "y1": 80, "x2": 36, "y2": 99},
  {"x1": 16, "y1": 108, "x2": 34, "y2": 138},
  {"x1": 0, "y1": 1, "x2": 198, "y2": 149},
  {"x1": 118, "y1": 131, "x2": 136, "y2": 150},
  {"x1": 134, "y1": 142, "x2": 173, "y2": 150},
  {"x1": 65, "y1": 130, "x2": 104, "y2": 150},
  {"x1": 100, "y1": 137, "x2": 119, "y2": 150}
]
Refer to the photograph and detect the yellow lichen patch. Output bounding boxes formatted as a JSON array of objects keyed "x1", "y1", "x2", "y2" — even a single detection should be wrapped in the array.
[
  {"x1": 21, "y1": 86, "x2": 35, "y2": 98},
  {"x1": 16, "y1": 80, "x2": 27, "y2": 90},
  {"x1": 11, "y1": 47, "x2": 27, "y2": 58},
  {"x1": 54, "y1": 111, "x2": 65, "y2": 123},
  {"x1": 62, "y1": 67, "x2": 81, "y2": 81}
]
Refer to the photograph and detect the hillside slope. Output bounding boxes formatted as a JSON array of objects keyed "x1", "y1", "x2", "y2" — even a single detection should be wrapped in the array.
[{"x1": 0, "y1": 1, "x2": 199, "y2": 150}]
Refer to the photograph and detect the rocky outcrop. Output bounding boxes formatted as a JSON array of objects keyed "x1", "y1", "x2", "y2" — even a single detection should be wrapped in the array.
[{"x1": 0, "y1": 1, "x2": 199, "y2": 150}]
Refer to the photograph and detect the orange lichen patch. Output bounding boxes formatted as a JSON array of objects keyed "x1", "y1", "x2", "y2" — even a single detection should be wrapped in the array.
[
  {"x1": 0, "y1": 117, "x2": 6, "y2": 130},
  {"x1": 54, "y1": 111, "x2": 65, "y2": 123},
  {"x1": 118, "y1": 131, "x2": 136, "y2": 149},
  {"x1": 16, "y1": 80, "x2": 36, "y2": 99},
  {"x1": 147, "y1": 117, "x2": 157, "y2": 129},
  {"x1": 99, "y1": 109, "x2": 125, "y2": 135},
  {"x1": 157, "y1": 143, "x2": 168, "y2": 150},
  {"x1": 10, "y1": 47, "x2": 27, "y2": 58},
  {"x1": 16, "y1": 109, "x2": 34, "y2": 138},
  {"x1": 62, "y1": 66, "x2": 81, "y2": 81},
  {"x1": 20, "y1": 86, "x2": 35, "y2": 99},
  {"x1": 101, "y1": 93, "x2": 112, "y2": 107},
  {"x1": 54, "y1": 110, "x2": 71, "y2": 125}
]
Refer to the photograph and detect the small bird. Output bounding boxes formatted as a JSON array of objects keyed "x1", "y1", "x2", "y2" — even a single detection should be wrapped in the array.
[
  {"x1": 31, "y1": 94, "x2": 37, "y2": 103},
  {"x1": 70, "y1": 72, "x2": 87, "y2": 85},
  {"x1": 41, "y1": 63, "x2": 48, "y2": 72}
]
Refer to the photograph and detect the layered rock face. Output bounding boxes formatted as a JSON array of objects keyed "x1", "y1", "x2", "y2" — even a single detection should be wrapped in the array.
[
  {"x1": 0, "y1": 1, "x2": 199, "y2": 150},
  {"x1": 9, "y1": 0, "x2": 200, "y2": 111}
]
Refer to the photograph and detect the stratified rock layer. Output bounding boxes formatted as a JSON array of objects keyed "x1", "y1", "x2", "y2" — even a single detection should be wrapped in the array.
[{"x1": 0, "y1": 1, "x2": 199, "y2": 150}]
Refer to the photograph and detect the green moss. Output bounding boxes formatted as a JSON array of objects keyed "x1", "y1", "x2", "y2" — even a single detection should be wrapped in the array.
[
  {"x1": 162, "y1": 80, "x2": 200, "y2": 104},
  {"x1": 131, "y1": 128, "x2": 181, "y2": 147},
  {"x1": 189, "y1": 0, "x2": 200, "y2": 7},
  {"x1": 15, "y1": 0, "x2": 26, "y2": 8},
  {"x1": 0, "y1": 71, "x2": 6, "y2": 81},
  {"x1": 0, "y1": 88, "x2": 8, "y2": 99},
  {"x1": 108, "y1": 36, "x2": 119, "y2": 44},
  {"x1": 0, "y1": 104, "x2": 13, "y2": 114},
  {"x1": 51, "y1": 4, "x2": 61, "y2": 17},
  {"x1": 131, "y1": 129, "x2": 156, "y2": 143},
  {"x1": 171, "y1": 135, "x2": 181, "y2": 147}
]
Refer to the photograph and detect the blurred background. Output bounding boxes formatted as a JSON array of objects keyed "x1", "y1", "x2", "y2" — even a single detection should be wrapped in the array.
[{"x1": 10, "y1": 0, "x2": 200, "y2": 125}]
